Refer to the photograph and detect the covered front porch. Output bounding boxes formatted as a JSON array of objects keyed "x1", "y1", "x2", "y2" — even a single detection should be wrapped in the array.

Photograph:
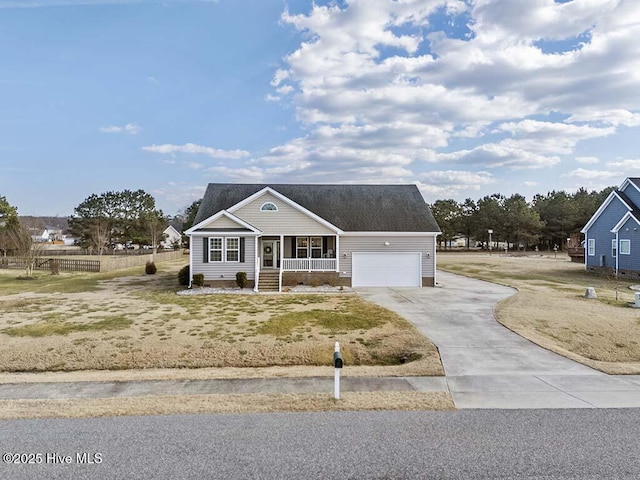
[{"x1": 258, "y1": 235, "x2": 338, "y2": 272}]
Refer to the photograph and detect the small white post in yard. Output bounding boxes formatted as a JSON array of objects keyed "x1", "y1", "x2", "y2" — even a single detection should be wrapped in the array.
[{"x1": 333, "y1": 341, "x2": 343, "y2": 400}]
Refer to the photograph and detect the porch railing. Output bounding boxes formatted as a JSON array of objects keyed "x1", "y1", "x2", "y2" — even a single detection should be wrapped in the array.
[{"x1": 282, "y1": 258, "x2": 337, "y2": 272}]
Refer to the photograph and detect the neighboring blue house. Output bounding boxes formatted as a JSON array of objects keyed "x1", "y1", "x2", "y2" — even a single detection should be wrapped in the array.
[{"x1": 581, "y1": 177, "x2": 640, "y2": 279}]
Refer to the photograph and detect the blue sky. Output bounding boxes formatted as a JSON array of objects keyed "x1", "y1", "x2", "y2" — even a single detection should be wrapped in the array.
[{"x1": 1, "y1": 0, "x2": 639, "y2": 217}]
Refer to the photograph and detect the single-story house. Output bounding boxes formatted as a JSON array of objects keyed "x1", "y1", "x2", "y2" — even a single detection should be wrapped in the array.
[
  {"x1": 185, "y1": 184, "x2": 441, "y2": 292},
  {"x1": 581, "y1": 177, "x2": 640, "y2": 279},
  {"x1": 161, "y1": 225, "x2": 182, "y2": 249}
]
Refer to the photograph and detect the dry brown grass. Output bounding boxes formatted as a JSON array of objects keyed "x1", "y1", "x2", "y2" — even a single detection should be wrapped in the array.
[
  {"x1": 0, "y1": 259, "x2": 442, "y2": 376},
  {"x1": 439, "y1": 252, "x2": 640, "y2": 374},
  {"x1": 0, "y1": 392, "x2": 455, "y2": 420}
]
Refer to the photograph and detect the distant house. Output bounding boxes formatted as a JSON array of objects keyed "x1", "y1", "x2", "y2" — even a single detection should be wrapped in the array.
[
  {"x1": 161, "y1": 225, "x2": 182, "y2": 249},
  {"x1": 185, "y1": 184, "x2": 440, "y2": 292},
  {"x1": 581, "y1": 177, "x2": 640, "y2": 278}
]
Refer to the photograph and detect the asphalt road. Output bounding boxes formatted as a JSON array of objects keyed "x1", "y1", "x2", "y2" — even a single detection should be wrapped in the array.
[{"x1": 2, "y1": 410, "x2": 640, "y2": 479}]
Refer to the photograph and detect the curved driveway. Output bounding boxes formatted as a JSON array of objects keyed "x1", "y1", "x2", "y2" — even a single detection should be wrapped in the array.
[{"x1": 357, "y1": 271, "x2": 640, "y2": 408}]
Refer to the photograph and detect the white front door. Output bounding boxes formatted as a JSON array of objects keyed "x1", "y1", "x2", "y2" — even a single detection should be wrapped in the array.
[{"x1": 262, "y1": 241, "x2": 279, "y2": 269}]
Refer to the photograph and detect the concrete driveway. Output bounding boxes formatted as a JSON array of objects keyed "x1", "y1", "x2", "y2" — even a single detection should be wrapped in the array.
[{"x1": 357, "y1": 271, "x2": 640, "y2": 409}]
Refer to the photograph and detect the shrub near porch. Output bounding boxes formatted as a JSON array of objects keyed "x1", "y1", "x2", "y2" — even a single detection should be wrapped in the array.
[{"x1": 0, "y1": 263, "x2": 441, "y2": 374}]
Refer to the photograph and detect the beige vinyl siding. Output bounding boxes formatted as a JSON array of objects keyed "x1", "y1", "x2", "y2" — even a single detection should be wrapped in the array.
[
  {"x1": 202, "y1": 215, "x2": 245, "y2": 229},
  {"x1": 192, "y1": 236, "x2": 255, "y2": 281},
  {"x1": 338, "y1": 235, "x2": 436, "y2": 279},
  {"x1": 232, "y1": 192, "x2": 334, "y2": 236}
]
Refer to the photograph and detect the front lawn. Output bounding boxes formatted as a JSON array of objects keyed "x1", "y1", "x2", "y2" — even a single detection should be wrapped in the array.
[{"x1": 0, "y1": 260, "x2": 442, "y2": 375}]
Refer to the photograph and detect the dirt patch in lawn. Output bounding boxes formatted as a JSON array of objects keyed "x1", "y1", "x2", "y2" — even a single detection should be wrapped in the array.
[
  {"x1": 0, "y1": 260, "x2": 442, "y2": 376},
  {"x1": 439, "y1": 252, "x2": 640, "y2": 374}
]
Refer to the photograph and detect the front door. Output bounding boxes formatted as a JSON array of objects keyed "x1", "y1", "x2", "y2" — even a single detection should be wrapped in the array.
[{"x1": 262, "y1": 241, "x2": 279, "y2": 269}]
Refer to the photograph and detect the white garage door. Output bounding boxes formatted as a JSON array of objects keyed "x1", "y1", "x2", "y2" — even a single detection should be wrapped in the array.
[{"x1": 352, "y1": 252, "x2": 421, "y2": 287}]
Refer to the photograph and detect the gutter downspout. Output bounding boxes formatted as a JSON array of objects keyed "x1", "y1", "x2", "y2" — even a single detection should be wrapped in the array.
[
  {"x1": 434, "y1": 234, "x2": 439, "y2": 286},
  {"x1": 615, "y1": 231, "x2": 619, "y2": 277}
]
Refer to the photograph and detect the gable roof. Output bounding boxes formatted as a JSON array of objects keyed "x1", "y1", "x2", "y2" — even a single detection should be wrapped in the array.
[
  {"x1": 611, "y1": 210, "x2": 640, "y2": 233},
  {"x1": 621, "y1": 177, "x2": 640, "y2": 193},
  {"x1": 582, "y1": 179, "x2": 640, "y2": 233},
  {"x1": 185, "y1": 210, "x2": 261, "y2": 235},
  {"x1": 194, "y1": 184, "x2": 440, "y2": 233}
]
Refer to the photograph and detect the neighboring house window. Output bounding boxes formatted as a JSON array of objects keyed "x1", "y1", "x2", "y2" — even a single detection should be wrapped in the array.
[
  {"x1": 260, "y1": 202, "x2": 278, "y2": 211},
  {"x1": 209, "y1": 238, "x2": 223, "y2": 262},
  {"x1": 612, "y1": 239, "x2": 617, "y2": 258},
  {"x1": 587, "y1": 239, "x2": 595, "y2": 256},
  {"x1": 296, "y1": 237, "x2": 308, "y2": 258},
  {"x1": 620, "y1": 239, "x2": 631, "y2": 255},
  {"x1": 311, "y1": 237, "x2": 322, "y2": 258},
  {"x1": 226, "y1": 237, "x2": 239, "y2": 262}
]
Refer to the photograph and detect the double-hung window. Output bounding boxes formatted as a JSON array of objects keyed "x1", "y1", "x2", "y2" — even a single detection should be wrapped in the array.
[
  {"x1": 226, "y1": 237, "x2": 239, "y2": 262},
  {"x1": 296, "y1": 237, "x2": 308, "y2": 258},
  {"x1": 209, "y1": 237, "x2": 240, "y2": 262},
  {"x1": 612, "y1": 239, "x2": 617, "y2": 258},
  {"x1": 209, "y1": 238, "x2": 223, "y2": 262},
  {"x1": 587, "y1": 239, "x2": 595, "y2": 256},
  {"x1": 311, "y1": 237, "x2": 322, "y2": 258},
  {"x1": 620, "y1": 239, "x2": 631, "y2": 255}
]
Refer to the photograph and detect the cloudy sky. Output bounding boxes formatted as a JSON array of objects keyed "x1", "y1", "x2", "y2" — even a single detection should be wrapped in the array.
[{"x1": 1, "y1": 0, "x2": 639, "y2": 216}]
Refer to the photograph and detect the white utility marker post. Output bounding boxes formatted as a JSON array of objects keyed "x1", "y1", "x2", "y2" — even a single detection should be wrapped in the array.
[{"x1": 333, "y1": 341, "x2": 343, "y2": 399}]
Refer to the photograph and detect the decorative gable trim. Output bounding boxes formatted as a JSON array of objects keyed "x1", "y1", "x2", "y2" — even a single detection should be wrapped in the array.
[
  {"x1": 185, "y1": 210, "x2": 261, "y2": 236},
  {"x1": 581, "y1": 191, "x2": 634, "y2": 233},
  {"x1": 610, "y1": 211, "x2": 640, "y2": 233},
  {"x1": 226, "y1": 187, "x2": 344, "y2": 234}
]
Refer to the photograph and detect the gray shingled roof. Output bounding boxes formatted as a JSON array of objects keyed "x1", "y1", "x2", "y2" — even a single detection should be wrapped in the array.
[
  {"x1": 194, "y1": 184, "x2": 440, "y2": 232},
  {"x1": 616, "y1": 190, "x2": 640, "y2": 221}
]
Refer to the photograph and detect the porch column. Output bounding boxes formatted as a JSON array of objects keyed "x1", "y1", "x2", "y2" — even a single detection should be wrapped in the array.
[
  {"x1": 188, "y1": 235, "x2": 193, "y2": 288},
  {"x1": 280, "y1": 235, "x2": 284, "y2": 270},
  {"x1": 335, "y1": 235, "x2": 340, "y2": 272},
  {"x1": 254, "y1": 236, "x2": 259, "y2": 292}
]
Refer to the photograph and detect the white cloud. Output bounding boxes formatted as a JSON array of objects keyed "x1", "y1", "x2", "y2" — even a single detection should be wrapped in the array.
[
  {"x1": 434, "y1": 143, "x2": 560, "y2": 169},
  {"x1": 162, "y1": 1, "x2": 640, "y2": 200},
  {"x1": 417, "y1": 170, "x2": 494, "y2": 199},
  {"x1": 575, "y1": 156, "x2": 600, "y2": 165},
  {"x1": 564, "y1": 168, "x2": 621, "y2": 181},
  {"x1": 205, "y1": 166, "x2": 265, "y2": 182},
  {"x1": 142, "y1": 143, "x2": 250, "y2": 160},
  {"x1": 153, "y1": 183, "x2": 207, "y2": 213},
  {"x1": 606, "y1": 159, "x2": 640, "y2": 170},
  {"x1": 568, "y1": 109, "x2": 640, "y2": 127},
  {"x1": 100, "y1": 123, "x2": 140, "y2": 135}
]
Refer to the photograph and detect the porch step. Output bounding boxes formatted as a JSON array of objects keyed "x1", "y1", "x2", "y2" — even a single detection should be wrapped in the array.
[{"x1": 258, "y1": 272, "x2": 280, "y2": 292}]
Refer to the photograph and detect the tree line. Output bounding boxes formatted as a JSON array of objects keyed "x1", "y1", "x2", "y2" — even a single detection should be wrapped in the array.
[
  {"x1": 0, "y1": 190, "x2": 170, "y2": 271},
  {"x1": 428, "y1": 186, "x2": 615, "y2": 251}
]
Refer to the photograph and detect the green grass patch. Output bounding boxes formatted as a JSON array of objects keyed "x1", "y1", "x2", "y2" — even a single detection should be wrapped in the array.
[
  {"x1": 1, "y1": 316, "x2": 133, "y2": 337},
  {"x1": 257, "y1": 305, "x2": 386, "y2": 338}
]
